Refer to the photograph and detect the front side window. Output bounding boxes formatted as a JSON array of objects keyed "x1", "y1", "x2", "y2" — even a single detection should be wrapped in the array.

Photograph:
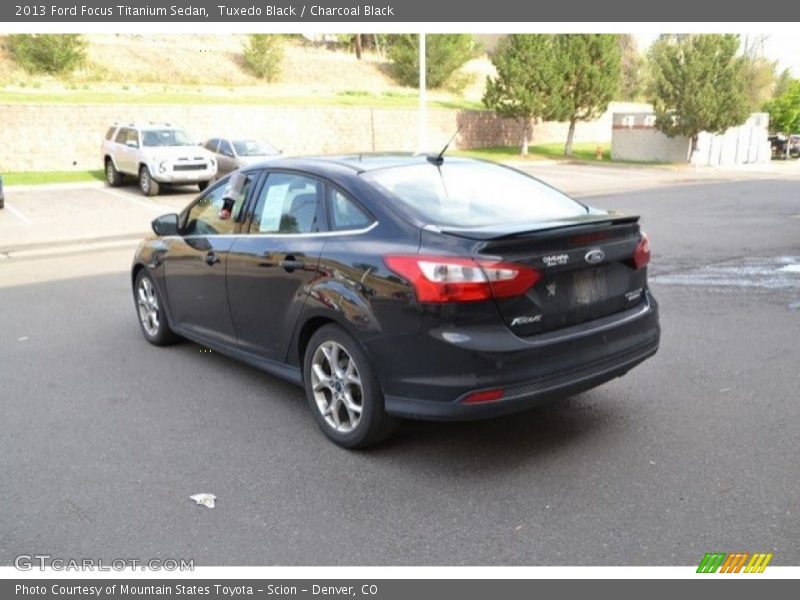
[
  {"x1": 141, "y1": 129, "x2": 194, "y2": 147},
  {"x1": 183, "y1": 173, "x2": 253, "y2": 236},
  {"x1": 252, "y1": 173, "x2": 322, "y2": 234},
  {"x1": 114, "y1": 128, "x2": 129, "y2": 144},
  {"x1": 362, "y1": 161, "x2": 587, "y2": 228},
  {"x1": 329, "y1": 188, "x2": 373, "y2": 231}
]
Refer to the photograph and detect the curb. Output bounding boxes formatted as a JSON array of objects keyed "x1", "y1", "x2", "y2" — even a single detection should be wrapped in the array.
[
  {"x1": 0, "y1": 233, "x2": 147, "y2": 257},
  {"x1": 2, "y1": 180, "x2": 107, "y2": 193}
]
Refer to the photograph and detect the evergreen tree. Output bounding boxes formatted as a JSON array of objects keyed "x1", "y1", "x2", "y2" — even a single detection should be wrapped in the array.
[
  {"x1": 483, "y1": 35, "x2": 561, "y2": 155},
  {"x1": 649, "y1": 34, "x2": 749, "y2": 157},
  {"x1": 548, "y1": 34, "x2": 622, "y2": 156},
  {"x1": 388, "y1": 34, "x2": 477, "y2": 89}
]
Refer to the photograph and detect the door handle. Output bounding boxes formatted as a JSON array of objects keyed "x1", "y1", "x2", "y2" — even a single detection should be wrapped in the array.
[
  {"x1": 205, "y1": 251, "x2": 220, "y2": 266},
  {"x1": 279, "y1": 257, "x2": 305, "y2": 271}
]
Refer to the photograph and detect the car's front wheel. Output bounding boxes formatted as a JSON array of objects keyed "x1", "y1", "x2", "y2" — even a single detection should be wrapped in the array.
[
  {"x1": 105, "y1": 159, "x2": 123, "y2": 187},
  {"x1": 139, "y1": 166, "x2": 160, "y2": 196},
  {"x1": 303, "y1": 324, "x2": 397, "y2": 448},
  {"x1": 134, "y1": 270, "x2": 178, "y2": 346}
]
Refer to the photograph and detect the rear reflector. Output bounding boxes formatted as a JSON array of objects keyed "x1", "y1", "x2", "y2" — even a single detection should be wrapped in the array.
[
  {"x1": 634, "y1": 232, "x2": 651, "y2": 269},
  {"x1": 463, "y1": 388, "x2": 505, "y2": 404},
  {"x1": 384, "y1": 255, "x2": 541, "y2": 304}
]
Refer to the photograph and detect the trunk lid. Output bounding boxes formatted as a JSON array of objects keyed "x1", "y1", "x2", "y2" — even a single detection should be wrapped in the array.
[{"x1": 439, "y1": 214, "x2": 649, "y2": 337}]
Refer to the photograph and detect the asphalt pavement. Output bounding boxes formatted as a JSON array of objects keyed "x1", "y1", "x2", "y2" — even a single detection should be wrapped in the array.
[{"x1": 0, "y1": 173, "x2": 798, "y2": 566}]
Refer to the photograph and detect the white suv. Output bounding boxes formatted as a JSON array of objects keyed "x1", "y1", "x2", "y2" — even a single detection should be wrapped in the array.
[{"x1": 102, "y1": 123, "x2": 217, "y2": 196}]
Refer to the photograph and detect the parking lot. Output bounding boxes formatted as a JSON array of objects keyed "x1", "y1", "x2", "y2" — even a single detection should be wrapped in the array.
[{"x1": 1, "y1": 163, "x2": 799, "y2": 565}]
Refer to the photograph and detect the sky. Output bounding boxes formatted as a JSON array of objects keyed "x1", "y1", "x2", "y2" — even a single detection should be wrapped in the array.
[{"x1": 634, "y1": 33, "x2": 800, "y2": 77}]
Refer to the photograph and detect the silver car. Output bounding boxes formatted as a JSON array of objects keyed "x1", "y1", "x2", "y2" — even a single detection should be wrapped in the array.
[{"x1": 203, "y1": 138, "x2": 281, "y2": 176}]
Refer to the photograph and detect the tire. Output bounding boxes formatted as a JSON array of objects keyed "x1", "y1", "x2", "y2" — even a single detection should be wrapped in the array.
[
  {"x1": 197, "y1": 181, "x2": 210, "y2": 192},
  {"x1": 134, "y1": 270, "x2": 179, "y2": 346},
  {"x1": 105, "y1": 159, "x2": 123, "y2": 187},
  {"x1": 303, "y1": 324, "x2": 398, "y2": 448},
  {"x1": 139, "y1": 166, "x2": 160, "y2": 197}
]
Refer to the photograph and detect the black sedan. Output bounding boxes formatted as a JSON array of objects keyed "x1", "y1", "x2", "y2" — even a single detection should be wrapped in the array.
[{"x1": 132, "y1": 155, "x2": 660, "y2": 448}]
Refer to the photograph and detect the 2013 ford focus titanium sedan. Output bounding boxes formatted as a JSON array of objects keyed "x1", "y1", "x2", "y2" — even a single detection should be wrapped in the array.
[{"x1": 132, "y1": 155, "x2": 660, "y2": 448}]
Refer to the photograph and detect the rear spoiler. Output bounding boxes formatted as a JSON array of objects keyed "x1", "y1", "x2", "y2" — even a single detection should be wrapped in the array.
[{"x1": 432, "y1": 213, "x2": 640, "y2": 241}]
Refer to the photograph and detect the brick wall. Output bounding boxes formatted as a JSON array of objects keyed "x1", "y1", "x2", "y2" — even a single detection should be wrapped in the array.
[{"x1": 0, "y1": 101, "x2": 650, "y2": 172}]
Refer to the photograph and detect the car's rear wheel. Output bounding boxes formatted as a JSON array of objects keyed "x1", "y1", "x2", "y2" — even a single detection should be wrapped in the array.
[
  {"x1": 139, "y1": 166, "x2": 160, "y2": 196},
  {"x1": 105, "y1": 159, "x2": 123, "y2": 187},
  {"x1": 303, "y1": 324, "x2": 397, "y2": 448},
  {"x1": 134, "y1": 270, "x2": 178, "y2": 346}
]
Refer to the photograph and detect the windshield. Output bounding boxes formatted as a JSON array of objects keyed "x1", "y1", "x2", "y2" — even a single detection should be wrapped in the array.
[
  {"x1": 141, "y1": 129, "x2": 195, "y2": 147},
  {"x1": 362, "y1": 161, "x2": 587, "y2": 228},
  {"x1": 233, "y1": 139, "x2": 279, "y2": 157}
]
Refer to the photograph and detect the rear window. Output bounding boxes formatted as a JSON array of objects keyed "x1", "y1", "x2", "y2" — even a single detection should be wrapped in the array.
[
  {"x1": 362, "y1": 161, "x2": 586, "y2": 228},
  {"x1": 105, "y1": 127, "x2": 117, "y2": 141}
]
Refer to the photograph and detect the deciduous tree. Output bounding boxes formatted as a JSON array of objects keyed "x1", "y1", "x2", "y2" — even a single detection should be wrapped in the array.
[{"x1": 763, "y1": 80, "x2": 800, "y2": 133}]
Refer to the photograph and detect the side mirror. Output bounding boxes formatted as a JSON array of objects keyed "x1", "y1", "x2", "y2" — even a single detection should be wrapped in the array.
[{"x1": 152, "y1": 213, "x2": 179, "y2": 236}]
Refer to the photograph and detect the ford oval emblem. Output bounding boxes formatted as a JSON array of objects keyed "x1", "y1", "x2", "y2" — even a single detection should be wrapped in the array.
[{"x1": 585, "y1": 249, "x2": 605, "y2": 264}]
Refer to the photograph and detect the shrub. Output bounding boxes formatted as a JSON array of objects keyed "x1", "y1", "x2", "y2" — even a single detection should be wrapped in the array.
[
  {"x1": 6, "y1": 34, "x2": 87, "y2": 75},
  {"x1": 242, "y1": 34, "x2": 283, "y2": 81},
  {"x1": 387, "y1": 34, "x2": 478, "y2": 89}
]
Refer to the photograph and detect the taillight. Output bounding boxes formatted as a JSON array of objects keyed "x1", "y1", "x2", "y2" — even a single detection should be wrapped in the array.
[
  {"x1": 633, "y1": 232, "x2": 651, "y2": 269},
  {"x1": 384, "y1": 255, "x2": 541, "y2": 303}
]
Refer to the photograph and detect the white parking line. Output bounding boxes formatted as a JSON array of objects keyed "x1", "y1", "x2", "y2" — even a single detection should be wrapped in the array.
[
  {"x1": 3, "y1": 203, "x2": 33, "y2": 225},
  {"x1": 100, "y1": 188, "x2": 170, "y2": 212}
]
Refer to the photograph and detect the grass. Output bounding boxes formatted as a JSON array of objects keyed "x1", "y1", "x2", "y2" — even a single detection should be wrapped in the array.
[
  {"x1": 456, "y1": 143, "x2": 609, "y2": 162},
  {"x1": 2, "y1": 170, "x2": 105, "y2": 186},
  {"x1": 0, "y1": 89, "x2": 484, "y2": 111},
  {"x1": 456, "y1": 143, "x2": 674, "y2": 166}
]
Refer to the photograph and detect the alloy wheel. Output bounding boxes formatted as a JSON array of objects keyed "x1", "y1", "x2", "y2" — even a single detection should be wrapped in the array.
[
  {"x1": 136, "y1": 277, "x2": 160, "y2": 337},
  {"x1": 310, "y1": 341, "x2": 363, "y2": 433}
]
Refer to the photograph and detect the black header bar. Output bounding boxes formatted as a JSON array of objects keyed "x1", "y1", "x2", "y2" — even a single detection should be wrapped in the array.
[{"x1": 3, "y1": 0, "x2": 798, "y2": 23}]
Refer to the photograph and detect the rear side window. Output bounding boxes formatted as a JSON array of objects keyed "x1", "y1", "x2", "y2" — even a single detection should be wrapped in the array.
[
  {"x1": 251, "y1": 173, "x2": 323, "y2": 234},
  {"x1": 114, "y1": 128, "x2": 129, "y2": 144},
  {"x1": 219, "y1": 140, "x2": 234, "y2": 157},
  {"x1": 362, "y1": 161, "x2": 586, "y2": 228},
  {"x1": 329, "y1": 188, "x2": 373, "y2": 231}
]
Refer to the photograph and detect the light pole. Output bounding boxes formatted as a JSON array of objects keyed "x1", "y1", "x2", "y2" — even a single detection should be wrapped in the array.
[{"x1": 418, "y1": 33, "x2": 426, "y2": 153}]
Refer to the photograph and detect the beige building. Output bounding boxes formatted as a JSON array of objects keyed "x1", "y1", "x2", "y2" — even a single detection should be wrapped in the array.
[{"x1": 611, "y1": 112, "x2": 771, "y2": 165}]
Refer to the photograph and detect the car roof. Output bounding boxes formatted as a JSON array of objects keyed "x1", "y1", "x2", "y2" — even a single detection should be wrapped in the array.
[
  {"x1": 111, "y1": 123, "x2": 184, "y2": 131},
  {"x1": 239, "y1": 153, "x2": 481, "y2": 176}
]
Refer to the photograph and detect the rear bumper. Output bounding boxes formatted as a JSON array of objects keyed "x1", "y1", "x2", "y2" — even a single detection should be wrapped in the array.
[{"x1": 370, "y1": 292, "x2": 660, "y2": 420}]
